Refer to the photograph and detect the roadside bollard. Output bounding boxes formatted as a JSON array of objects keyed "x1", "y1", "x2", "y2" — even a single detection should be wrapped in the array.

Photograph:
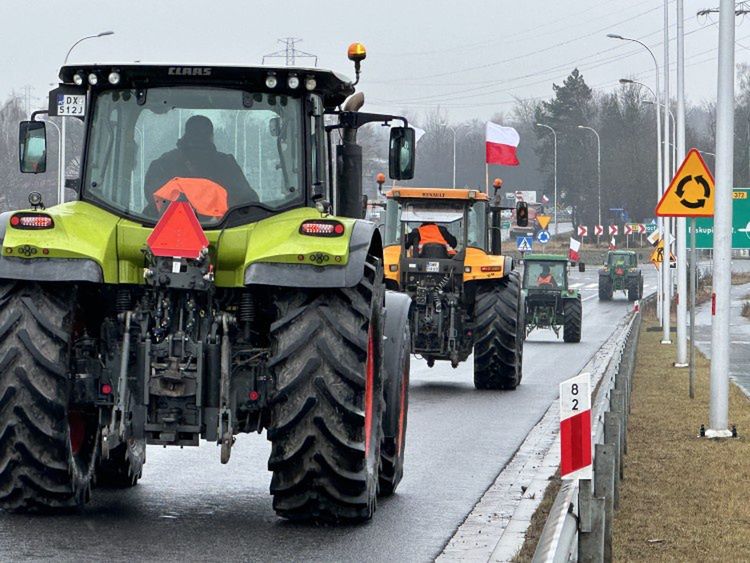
[{"x1": 611, "y1": 390, "x2": 627, "y2": 457}]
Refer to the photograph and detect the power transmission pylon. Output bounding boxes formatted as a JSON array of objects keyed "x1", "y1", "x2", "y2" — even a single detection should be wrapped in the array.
[{"x1": 262, "y1": 38, "x2": 318, "y2": 67}]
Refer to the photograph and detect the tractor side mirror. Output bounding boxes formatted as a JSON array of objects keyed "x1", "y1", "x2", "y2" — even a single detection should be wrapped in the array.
[
  {"x1": 19, "y1": 121, "x2": 47, "y2": 174},
  {"x1": 389, "y1": 127, "x2": 415, "y2": 180},
  {"x1": 579, "y1": 262, "x2": 586, "y2": 272},
  {"x1": 516, "y1": 202, "x2": 529, "y2": 227}
]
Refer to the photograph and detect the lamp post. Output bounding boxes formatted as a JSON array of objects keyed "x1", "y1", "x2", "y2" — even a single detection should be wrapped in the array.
[
  {"x1": 535, "y1": 123, "x2": 558, "y2": 235},
  {"x1": 609, "y1": 34, "x2": 666, "y2": 325},
  {"x1": 60, "y1": 31, "x2": 114, "y2": 205},
  {"x1": 447, "y1": 125, "x2": 458, "y2": 188},
  {"x1": 642, "y1": 100, "x2": 676, "y2": 176},
  {"x1": 577, "y1": 125, "x2": 601, "y2": 234}
]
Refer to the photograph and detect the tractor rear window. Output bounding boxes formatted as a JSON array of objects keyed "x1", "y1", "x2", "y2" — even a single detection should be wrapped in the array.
[
  {"x1": 608, "y1": 253, "x2": 635, "y2": 267},
  {"x1": 524, "y1": 262, "x2": 566, "y2": 289},
  {"x1": 83, "y1": 87, "x2": 304, "y2": 225}
]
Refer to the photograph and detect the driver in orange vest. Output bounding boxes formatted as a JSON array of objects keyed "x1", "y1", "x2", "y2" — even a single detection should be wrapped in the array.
[
  {"x1": 537, "y1": 265, "x2": 558, "y2": 287},
  {"x1": 405, "y1": 222, "x2": 458, "y2": 256}
]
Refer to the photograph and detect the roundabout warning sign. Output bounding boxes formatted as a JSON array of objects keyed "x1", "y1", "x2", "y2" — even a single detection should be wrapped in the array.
[{"x1": 656, "y1": 148, "x2": 715, "y2": 217}]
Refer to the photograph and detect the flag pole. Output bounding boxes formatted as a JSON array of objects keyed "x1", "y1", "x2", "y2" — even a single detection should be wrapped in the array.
[{"x1": 485, "y1": 163, "x2": 489, "y2": 193}]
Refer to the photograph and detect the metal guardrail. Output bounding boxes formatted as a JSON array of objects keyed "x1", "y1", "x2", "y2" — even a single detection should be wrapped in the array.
[{"x1": 532, "y1": 296, "x2": 649, "y2": 563}]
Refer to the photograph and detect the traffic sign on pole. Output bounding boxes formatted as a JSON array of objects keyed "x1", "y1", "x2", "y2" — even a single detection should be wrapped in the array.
[
  {"x1": 594, "y1": 225, "x2": 604, "y2": 236},
  {"x1": 608, "y1": 225, "x2": 619, "y2": 236},
  {"x1": 537, "y1": 230, "x2": 551, "y2": 244},
  {"x1": 687, "y1": 189, "x2": 750, "y2": 248},
  {"x1": 516, "y1": 236, "x2": 533, "y2": 252},
  {"x1": 577, "y1": 225, "x2": 588, "y2": 237},
  {"x1": 560, "y1": 373, "x2": 592, "y2": 480},
  {"x1": 656, "y1": 148, "x2": 715, "y2": 217},
  {"x1": 537, "y1": 214, "x2": 552, "y2": 231},
  {"x1": 624, "y1": 224, "x2": 634, "y2": 235}
]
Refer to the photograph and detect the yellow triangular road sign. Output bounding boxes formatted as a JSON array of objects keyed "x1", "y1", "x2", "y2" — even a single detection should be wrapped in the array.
[
  {"x1": 656, "y1": 148, "x2": 715, "y2": 217},
  {"x1": 537, "y1": 214, "x2": 551, "y2": 230},
  {"x1": 650, "y1": 239, "x2": 676, "y2": 269}
]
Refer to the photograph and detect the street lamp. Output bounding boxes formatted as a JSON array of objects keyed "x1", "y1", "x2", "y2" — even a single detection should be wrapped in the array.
[
  {"x1": 60, "y1": 31, "x2": 115, "y2": 205},
  {"x1": 577, "y1": 125, "x2": 601, "y2": 234},
  {"x1": 643, "y1": 100, "x2": 677, "y2": 176},
  {"x1": 610, "y1": 34, "x2": 665, "y2": 324},
  {"x1": 446, "y1": 125, "x2": 458, "y2": 188},
  {"x1": 535, "y1": 123, "x2": 558, "y2": 235}
]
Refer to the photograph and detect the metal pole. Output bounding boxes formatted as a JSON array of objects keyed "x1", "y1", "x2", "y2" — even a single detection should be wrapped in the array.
[
  {"x1": 707, "y1": 0, "x2": 734, "y2": 437},
  {"x1": 676, "y1": 0, "x2": 689, "y2": 367},
  {"x1": 452, "y1": 127, "x2": 456, "y2": 188},
  {"x1": 689, "y1": 217, "x2": 696, "y2": 398},
  {"x1": 536, "y1": 123, "x2": 558, "y2": 235},
  {"x1": 662, "y1": 0, "x2": 672, "y2": 344},
  {"x1": 577, "y1": 125, "x2": 601, "y2": 229}
]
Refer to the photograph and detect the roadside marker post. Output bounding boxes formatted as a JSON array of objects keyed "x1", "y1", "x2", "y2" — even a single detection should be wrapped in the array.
[{"x1": 560, "y1": 373, "x2": 592, "y2": 480}]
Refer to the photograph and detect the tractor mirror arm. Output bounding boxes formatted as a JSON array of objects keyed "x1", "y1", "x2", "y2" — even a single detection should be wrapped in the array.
[{"x1": 325, "y1": 111, "x2": 408, "y2": 131}]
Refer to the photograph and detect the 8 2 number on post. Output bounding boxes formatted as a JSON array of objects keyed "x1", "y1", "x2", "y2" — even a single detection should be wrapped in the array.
[{"x1": 560, "y1": 373, "x2": 591, "y2": 420}]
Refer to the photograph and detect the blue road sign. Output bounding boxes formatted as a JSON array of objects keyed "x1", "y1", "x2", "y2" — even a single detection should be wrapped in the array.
[
  {"x1": 537, "y1": 230, "x2": 550, "y2": 244},
  {"x1": 517, "y1": 236, "x2": 533, "y2": 252}
]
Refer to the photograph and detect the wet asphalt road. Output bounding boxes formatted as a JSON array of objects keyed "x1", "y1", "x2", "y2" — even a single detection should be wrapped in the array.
[{"x1": 0, "y1": 267, "x2": 657, "y2": 562}]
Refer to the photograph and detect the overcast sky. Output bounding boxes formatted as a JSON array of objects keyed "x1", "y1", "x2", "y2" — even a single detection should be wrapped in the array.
[{"x1": 0, "y1": 0, "x2": 747, "y2": 124}]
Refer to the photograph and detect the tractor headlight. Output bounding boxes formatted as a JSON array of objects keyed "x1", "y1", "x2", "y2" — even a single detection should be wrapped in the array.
[
  {"x1": 305, "y1": 77, "x2": 317, "y2": 91},
  {"x1": 88, "y1": 73, "x2": 98, "y2": 86},
  {"x1": 287, "y1": 75, "x2": 300, "y2": 89},
  {"x1": 265, "y1": 74, "x2": 278, "y2": 89},
  {"x1": 73, "y1": 73, "x2": 84, "y2": 86},
  {"x1": 108, "y1": 71, "x2": 121, "y2": 85}
]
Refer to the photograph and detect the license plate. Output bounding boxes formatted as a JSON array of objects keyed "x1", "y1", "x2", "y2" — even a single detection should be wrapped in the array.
[
  {"x1": 57, "y1": 94, "x2": 86, "y2": 117},
  {"x1": 426, "y1": 261, "x2": 440, "y2": 273}
]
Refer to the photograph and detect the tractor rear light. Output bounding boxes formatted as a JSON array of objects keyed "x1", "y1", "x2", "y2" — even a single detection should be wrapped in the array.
[
  {"x1": 481, "y1": 266, "x2": 502, "y2": 272},
  {"x1": 248, "y1": 390, "x2": 260, "y2": 401},
  {"x1": 299, "y1": 220, "x2": 345, "y2": 237},
  {"x1": 100, "y1": 383, "x2": 113, "y2": 395},
  {"x1": 9, "y1": 213, "x2": 54, "y2": 229},
  {"x1": 389, "y1": 264, "x2": 398, "y2": 272},
  {"x1": 464, "y1": 266, "x2": 472, "y2": 273}
]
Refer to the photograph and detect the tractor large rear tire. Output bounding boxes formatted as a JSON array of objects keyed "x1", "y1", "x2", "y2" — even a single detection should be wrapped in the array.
[
  {"x1": 379, "y1": 291, "x2": 411, "y2": 497},
  {"x1": 0, "y1": 282, "x2": 99, "y2": 512},
  {"x1": 267, "y1": 259, "x2": 385, "y2": 523},
  {"x1": 473, "y1": 272, "x2": 524, "y2": 390},
  {"x1": 598, "y1": 276, "x2": 612, "y2": 301},
  {"x1": 563, "y1": 297, "x2": 582, "y2": 343},
  {"x1": 95, "y1": 439, "x2": 146, "y2": 488}
]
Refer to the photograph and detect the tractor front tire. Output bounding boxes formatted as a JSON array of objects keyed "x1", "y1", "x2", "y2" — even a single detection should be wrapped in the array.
[
  {"x1": 563, "y1": 297, "x2": 582, "y2": 343},
  {"x1": 267, "y1": 259, "x2": 385, "y2": 522},
  {"x1": 0, "y1": 282, "x2": 99, "y2": 512},
  {"x1": 473, "y1": 272, "x2": 524, "y2": 390},
  {"x1": 96, "y1": 438, "x2": 146, "y2": 488}
]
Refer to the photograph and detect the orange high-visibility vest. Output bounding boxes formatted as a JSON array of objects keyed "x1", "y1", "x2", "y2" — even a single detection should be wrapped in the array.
[
  {"x1": 537, "y1": 274, "x2": 553, "y2": 286},
  {"x1": 417, "y1": 224, "x2": 455, "y2": 255}
]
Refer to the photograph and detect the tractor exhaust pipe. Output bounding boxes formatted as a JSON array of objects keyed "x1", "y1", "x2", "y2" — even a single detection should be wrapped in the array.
[{"x1": 337, "y1": 93, "x2": 365, "y2": 219}]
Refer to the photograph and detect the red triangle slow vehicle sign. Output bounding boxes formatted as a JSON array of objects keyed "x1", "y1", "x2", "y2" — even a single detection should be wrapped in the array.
[{"x1": 147, "y1": 201, "x2": 209, "y2": 259}]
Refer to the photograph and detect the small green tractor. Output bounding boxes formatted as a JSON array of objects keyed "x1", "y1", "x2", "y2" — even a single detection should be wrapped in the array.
[
  {"x1": 0, "y1": 45, "x2": 415, "y2": 522},
  {"x1": 598, "y1": 250, "x2": 643, "y2": 301},
  {"x1": 521, "y1": 254, "x2": 581, "y2": 342}
]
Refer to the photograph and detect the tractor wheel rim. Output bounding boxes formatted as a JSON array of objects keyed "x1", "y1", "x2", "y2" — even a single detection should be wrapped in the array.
[
  {"x1": 364, "y1": 325, "x2": 375, "y2": 458},
  {"x1": 68, "y1": 411, "x2": 85, "y2": 456}
]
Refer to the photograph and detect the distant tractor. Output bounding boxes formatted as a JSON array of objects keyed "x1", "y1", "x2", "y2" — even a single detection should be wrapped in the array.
[
  {"x1": 522, "y1": 255, "x2": 582, "y2": 342},
  {"x1": 598, "y1": 250, "x2": 643, "y2": 301},
  {"x1": 382, "y1": 180, "x2": 526, "y2": 390}
]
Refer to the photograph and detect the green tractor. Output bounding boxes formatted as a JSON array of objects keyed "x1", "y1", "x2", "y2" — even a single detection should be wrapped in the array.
[
  {"x1": 0, "y1": 45, "x2": 416, "y2": 522},
  {"x1": 598, "y1": 250, "x2": 643, "y2": 301},
  {"x1": 521, "y1": 254, "x2": 581, "y2": 342}
]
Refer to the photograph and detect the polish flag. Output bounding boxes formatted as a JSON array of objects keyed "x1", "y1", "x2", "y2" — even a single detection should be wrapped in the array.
[
  {"x1": 485, "y1": 122, "x2": 520, "y2": 166},
  {"x1": 569, "y1": 237, "x2": 581, "y2": 262}
]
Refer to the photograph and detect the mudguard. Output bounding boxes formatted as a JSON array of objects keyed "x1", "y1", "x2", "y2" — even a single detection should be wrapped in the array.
[
  {"x1": 244, "y1": 220, "x2": 381, "y2": 288},
  {"x1": 0, "y1": 257, "x2": 103, "y2": 282},
  {"x1": 382, "y1": 290, "x2": 411, "y2": 439}
]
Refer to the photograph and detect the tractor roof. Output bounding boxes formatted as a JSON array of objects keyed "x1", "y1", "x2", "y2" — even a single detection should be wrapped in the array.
[
  {"x1": 384, "y1": 187, "x2": 489, "y2": 201},
  {"x1": 58, "y1": 64, "x2": 355, "y2": 109},
  {"x1": 523, "y1": 254, "x2": 569, "y2": 262},
  {"x1": 609, "y1": 250, "x2": 637, "y2": 256}
]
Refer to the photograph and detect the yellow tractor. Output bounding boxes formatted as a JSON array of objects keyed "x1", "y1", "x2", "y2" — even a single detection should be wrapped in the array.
[{"x1": 381, "y1": 179, "x2": 527, "y2": 389}]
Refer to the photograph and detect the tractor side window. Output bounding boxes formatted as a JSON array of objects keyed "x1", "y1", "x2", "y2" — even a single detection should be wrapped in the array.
[
  {"x1": 384, "y1": 199, "x2": 401, "y2": 246},
  {"x1": 467, "y1": 201, "x2": 487, "y2": 249}
]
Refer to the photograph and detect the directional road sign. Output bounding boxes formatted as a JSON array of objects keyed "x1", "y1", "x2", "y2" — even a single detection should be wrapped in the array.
[
  {"x1": 609, "y1": 225, "x2": 619, "y2": 236},
  {"x1": 577, "y1": 225, "x2": 588, "y2": 237},
  {"x1": 594, "y1": 225, "x2": 604, "y2": 236},
  {"x1": 624, "y1": 224, "x2": 634, "y2": 235},
  {"x1": 516, "y1": 236, "x2": 533, "y2": 252},
  {"x1": 645, "y1": 221, "x2": 658, "y2": 234},
  {"x1": 537, "y1": 214, "x2": 551, "y2": 230},
  {"x1": 650, "y1": 239, "x2": 676, "y2": 269},
  {"x1": 656, "y1": 148, "x2": 715, "y2": 217},
  {"x1": 537, "y1": 230, "x2": 550, "y2": 244},
  {"x1": 637, "y1": 223, "x2": 647, "y2": 234},
  {"x1": 560, "y1": 373, "x2": 592, "y2": 480},
  {"x1": 688, "y1": 188, "x2": 750, "y2": 249}
]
